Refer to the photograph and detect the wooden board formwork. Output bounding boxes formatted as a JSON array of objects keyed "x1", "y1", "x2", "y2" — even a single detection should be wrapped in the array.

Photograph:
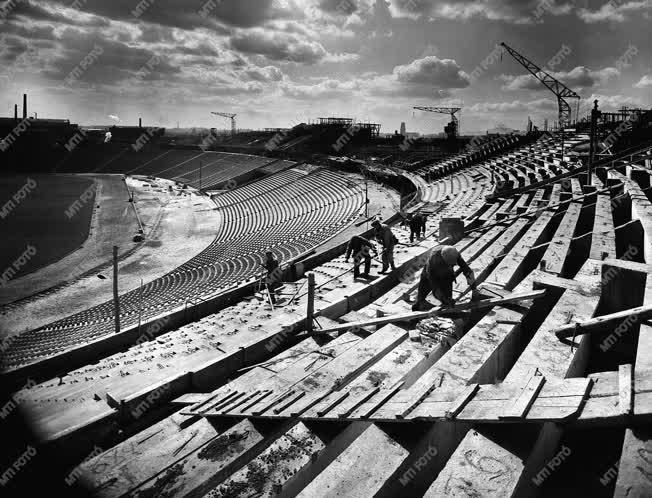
[
  {"x1": 610, "y1": 169, "x2": 652, "y2": 263},
  {"x1": 589, "y1": 193, "x2": 617, "y2": 261},
  {"x1": 615, "y1": 259, "x2": 652, "y2": 498},
  {"x1": 428, "y1": 248, "x2": 614, "y2": 496},
  {"x1": 538, "y1": 202, "x2": 582, "y2": 276}
]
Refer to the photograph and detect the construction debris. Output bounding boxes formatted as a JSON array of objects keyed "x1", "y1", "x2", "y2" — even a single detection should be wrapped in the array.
[{"x1": 416, "y1": 317, "x2": 458, "y2": 348}]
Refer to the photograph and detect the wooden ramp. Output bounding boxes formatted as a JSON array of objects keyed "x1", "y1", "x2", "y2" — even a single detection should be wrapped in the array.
[{"x1": 186, "y1": 368, "x2": 652, "y2": 427}]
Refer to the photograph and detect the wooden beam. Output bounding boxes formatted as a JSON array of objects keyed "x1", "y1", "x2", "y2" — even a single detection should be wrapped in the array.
[
  {"x1": 311, "y1": 290, "x2": 546, "y2": 334},
  {"x1": 445, "y1": 383, "x2": 479, "y2": 420},
  {"x1": 619, "y1": 364, "x2": 633, "y2": 416},
  {"x1": 554, "y1": 304, "x2": 652, "y2": 340},
  {"x1": 500, "y1": 372, "x2": 545, "y2": 419}
]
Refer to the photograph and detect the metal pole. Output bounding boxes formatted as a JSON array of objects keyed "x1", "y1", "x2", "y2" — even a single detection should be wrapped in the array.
[
  {"x1": 561, "y1": 127, "x2": 565, "y2": 170},
  {"x1": 113, "y1": 246, "x2": 120, "y2": 333},
  {"x1": 199, "y1": 160, "x2": 202, "y2": 192},
  {"x1": 137, "y1": 278, "x2": 143, "y2": 335},
  {"x1": 365, "y1": 179, "x2": 369, "y2": 218},
  {"x1": 588, "y1": 99, "x2": 599, "y2": 186},
  {"x1": 306, "y1": 272, "x2": 315, "y2": 332}
]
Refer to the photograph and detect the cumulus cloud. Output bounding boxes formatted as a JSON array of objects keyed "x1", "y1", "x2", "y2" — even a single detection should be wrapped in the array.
[
  {"x1": 500, "y1": 66, "x2": 620, "y2": 91},
  {"x1": 389, "y1": 0, "x2": 574, "y2": 24},
  {"x1": 229, "y1": 29, "x2": 328, "y2": 64},
  {"x1": 634, "y1": 75, "x2": 652, "y2": 88},
  {"x1": 577, "y1": 0, "x2": 651, "y2": 23},
  {"x1": 468, "y1": 98, "x2": 557, "y2": 113},
  {"x1": 24, "y1": 0, "x2": 279, "y2": 30},
  {"x1": 281, "y1": 78, "x2": 359, "y2": 99},
  {"x1": 394, "y1": 56, "x2": 470, "y2": 87},
  {"x1": 242, "y1": 65, "x2": 284, "y2": 82}
]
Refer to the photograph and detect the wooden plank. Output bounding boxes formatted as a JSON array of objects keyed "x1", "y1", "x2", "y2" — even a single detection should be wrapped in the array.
[
  {"x1": 500, "y1": 372, "x2": 545, "y2": 419},
  {"x1": 295, "y1": 424, "x2": 409, "y2": 498},
  {"x1": 445, "y1": 383, "x2": 479, "y2": 420},
  {"x1": 316, "y1": 391, "x2": 350, "y2": 417},
  {"x1": 335, "y1": 388, "x2": 380, "y2": 418},
  {"x1": 273, "y1": 390, "x2": 306, "y2": 414},
  {"x1": 351, "y1": 381, "x2": 404, "y2": 419},
  {"x1": 251, "y1": 389, "x2": 296, "y2": 416},
  {"x1": 590, "y1": 193, "x2": 617, "y2": 260},
  {"x1": 78, "y1": 411, "x2": 220, "y2": 498},
  {"x1": 170, "y1": 393, "x2": 212, "y2": 406},
  {"x1": 425, "y1": 428, "x2": 521, "y2": 497},
  {"x1": 539, "y1": 202, "x2": 582, "y2": 275},
  {"x1": 554, "y1": 305, "x2": 652, "y2": 340},
  {"x1": 235, "y1": 390, "x2": 273, "y2": 414},
  {"x1": 314, "y1": 291, "x2": 546, "y2": 334},
  {"x1": 128, "y1": 419, "x2": 292, "y2": 498},
  {"x1": 619, "y1": 364, "x2": 633, "y2": 416},
  {"x1": 204, "y1": 423, "x2": 326, "y2": 498}
]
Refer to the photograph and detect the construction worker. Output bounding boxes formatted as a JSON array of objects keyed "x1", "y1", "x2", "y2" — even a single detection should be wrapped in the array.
[
  {"x1": 420, "y1": 212, "x2": 428, "y2": 237},
  {"x1": 412, "y1": 245, "x2": 476, "y2": 311},
  {"x1": 407, "y1": 214, "x2": 422, "y2": 243},
  {"x1": 264, "y1": 251, "x2": 282, "y2": 304},
  {"x1": 345, "y1": 234, "x2": 377, "y2": 280},
  {"x1": 372, "y1": 220, "x2": 397, "y2": 273}
]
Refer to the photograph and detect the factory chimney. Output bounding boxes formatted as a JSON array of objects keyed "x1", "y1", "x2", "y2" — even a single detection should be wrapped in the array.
[
  {"x1": 14, "y1": 104, "x2": 18, "y2": 120},
  {"x1": 23, "y1": 94, "x2": 27, "y2": 119},
  {"x1": 139, "y1": 118, "x2": 142, "y2": 128}
]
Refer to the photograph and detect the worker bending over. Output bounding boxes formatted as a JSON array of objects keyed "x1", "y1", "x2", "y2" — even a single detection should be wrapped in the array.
[
  {"x1": 345, "y1": 234, "x2": 377, "y2": 280},
  {"x1": 412, "y1": 245, "x2": 475, "y2": 311},
  {"x1": 372, "y1": 220, "x2": 397, "y2": 273}
]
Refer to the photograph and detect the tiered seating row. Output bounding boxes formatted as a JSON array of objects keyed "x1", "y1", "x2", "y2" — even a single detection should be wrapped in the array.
[{"x1": 1, "y1": 169, "x2": 364, "y2": 370}]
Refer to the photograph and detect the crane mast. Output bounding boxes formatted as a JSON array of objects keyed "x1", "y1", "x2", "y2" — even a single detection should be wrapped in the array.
[
  {"x1": 211, "y1": 112, "x2": 237, "y2": 136},
  {"x1": 500, "y1": 42, "x2": 580, "y2": 128}
]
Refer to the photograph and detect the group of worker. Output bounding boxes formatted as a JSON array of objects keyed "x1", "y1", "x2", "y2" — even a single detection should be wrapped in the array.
[{"x1": 264, "y1": 214, "x2": 475, "y2": 311}]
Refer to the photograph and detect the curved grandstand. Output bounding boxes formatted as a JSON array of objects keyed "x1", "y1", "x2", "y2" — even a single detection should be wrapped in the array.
[
  {"x1": 3, "y1": 123, "x2": 652, "y2": 498},
  {"x1": 2, "y1": 165, "x2": 365, "y2": 370}
]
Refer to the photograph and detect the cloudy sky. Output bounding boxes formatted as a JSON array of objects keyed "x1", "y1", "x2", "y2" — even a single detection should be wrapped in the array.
[{"x1": 0, "y1": 0, "x2": 650, "y2": 133}]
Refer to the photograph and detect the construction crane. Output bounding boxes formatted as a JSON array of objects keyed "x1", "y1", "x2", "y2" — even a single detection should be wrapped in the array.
[
  {"x1": 413, "y1": 106, "x2": 462, "y2": 139},
  {"x1": 211, "y1": 112, "x2": 237, "y2": 136},
  {"x1": 500, "y1": 42, "x2": 580, "y2": 129}
]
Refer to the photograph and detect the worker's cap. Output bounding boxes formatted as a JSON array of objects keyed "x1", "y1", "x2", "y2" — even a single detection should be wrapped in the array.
[
  {"x1": 371, "y1": 220, "x2": 381, "y2": 226},
  {"x1": 441, "y1": 246, "x2": 459, "y2": 266}
]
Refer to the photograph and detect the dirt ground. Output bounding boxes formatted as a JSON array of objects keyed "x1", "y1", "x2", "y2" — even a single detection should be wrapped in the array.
[{"x1": 0, "y1": 175, "x2": 220, "y2": 337}]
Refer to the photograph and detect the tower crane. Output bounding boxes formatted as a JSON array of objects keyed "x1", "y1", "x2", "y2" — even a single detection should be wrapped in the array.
[
  {"x1": 500, "y1": 42, "x2": 580, "y2": 129},
  {"x1": 413, "y1": 106, "x2": 462, "y2": 139},
  {"x1": 211, "y1": 112, "x2": 237, "y2": 136}
]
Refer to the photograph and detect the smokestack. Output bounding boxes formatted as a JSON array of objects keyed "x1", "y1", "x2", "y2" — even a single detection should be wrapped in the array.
[
  {"x1": 23, "y1": 94, "x2": 27, "y2": 119},
  {"x1": 14, "y1": 104, "x2": 18, "y2": 120},
  {"x1": 139, "y1": 118, "x2": 142, "y2": 128}
]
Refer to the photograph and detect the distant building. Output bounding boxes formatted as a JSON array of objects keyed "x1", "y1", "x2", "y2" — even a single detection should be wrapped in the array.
[{"x1": 400, "y1": 122, "x2": 406, "y2": 136}]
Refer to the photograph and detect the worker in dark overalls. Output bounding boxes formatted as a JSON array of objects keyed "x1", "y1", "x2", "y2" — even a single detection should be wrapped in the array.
[
  {"x1": 372, "y1": 220, "x2": 397, "y2": 273},
  {"x1": 408, "y1": 214, "x2": 422, "y2": 243},
  {"x1": 264, "y1": 251, "x2": 282, "y2": 304},
  {"x1": 412, "y1": 245, "x2": 475, "y2": 311},
  {"x1": 419, "y1": 212, "x2": 428, "y2": 238},
  {"x1": 345, "y1": 234, "x2": 377, "y2": 280}
]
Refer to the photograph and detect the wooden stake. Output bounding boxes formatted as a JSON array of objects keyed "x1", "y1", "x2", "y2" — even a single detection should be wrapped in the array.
[
  {"x1": 113, "y1": 246, "x2": 120, "y2": 334},
  {"x1": 306, "y1": 272, "x2": 315, "y2": 332}
]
